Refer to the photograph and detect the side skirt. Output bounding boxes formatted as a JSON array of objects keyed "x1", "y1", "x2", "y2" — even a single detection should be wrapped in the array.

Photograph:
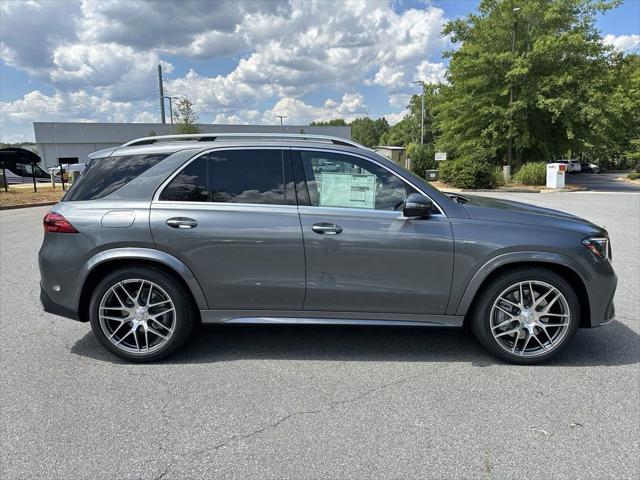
[{"x1": 200, "y1": 310, "x2": 464, "y2": 328}]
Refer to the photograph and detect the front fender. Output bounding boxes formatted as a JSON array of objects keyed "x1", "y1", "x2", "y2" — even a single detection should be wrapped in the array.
[
  {"x1": 83, "y1": 247, "x2": 208, "y2": 310},
  {"x1": 452, "y1": 251, "x2": 581, "y2": 316}
]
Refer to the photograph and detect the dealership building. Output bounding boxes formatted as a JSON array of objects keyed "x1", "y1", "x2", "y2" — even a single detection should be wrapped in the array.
[{"x1": 33, "y1": 122, "x2": 352, "y2": 168}]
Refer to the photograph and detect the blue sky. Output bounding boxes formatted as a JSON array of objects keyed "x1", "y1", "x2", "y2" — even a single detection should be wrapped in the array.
[{"x1": 1, "y1": 0, "x2": 639, "y2": 142}]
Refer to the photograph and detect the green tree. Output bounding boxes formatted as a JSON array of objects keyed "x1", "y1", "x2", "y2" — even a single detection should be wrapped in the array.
[
  {"x1": 350, "y1": 117, "x2": 390, "y2": 146},
  {"x1": 174, "y1": 97, "x2": 200, "y2": 134},
  {"x1": 309, "y1": 118, "x2": 348, "y2": 126},
  {"x1": 380, "y1": 84, "x2": 441, "y2": 147},
  {"x1": 406, "y1": 143, "x2": 436, "y2": 178},
  {"x1": 437, "y1": 0, "x2": 620, "y2": 165}
]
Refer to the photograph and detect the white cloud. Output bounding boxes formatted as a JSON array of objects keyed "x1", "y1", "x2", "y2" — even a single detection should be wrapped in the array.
[
  {"x1": 0, "y1": 0, "x2": 451, "y2": 141},
  {"x1": 382, "y1": 110, "x2": 408, "y2": 126},
  {"x1": 0, "y1": 90, "x2": 157, "y2": 141},
  {"x1": 415, "y1": 61, "x2": 447, "y2": 84},
  {"x1": 603, "y1": 34, "x2": 640, "y2": 53},
  {"x1": 262, "y1": 93, "x2": 368, "y2": 124}
]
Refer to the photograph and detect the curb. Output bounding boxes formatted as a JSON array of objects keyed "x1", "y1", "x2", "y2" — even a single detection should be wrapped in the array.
[{"x1": 0, "y1": 201, "x2": 57, "y2": 211}]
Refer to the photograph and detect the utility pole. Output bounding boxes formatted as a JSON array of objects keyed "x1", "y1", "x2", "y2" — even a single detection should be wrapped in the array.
[
  {"x1": 507, "y1": 7, "x2": 520, "y2": 167},
  {"x1": 163, "y1": 96, "x2": 179, "y2": 135},
  {"x1": 412, "y1": 80, "x2": 425, "y2": 145},
  {"x1": 158, "y1": 64, "x2": 166, "y2": 124},
  {"x1": 277, "y1": 115, "x2": 286, "y2": 133}
]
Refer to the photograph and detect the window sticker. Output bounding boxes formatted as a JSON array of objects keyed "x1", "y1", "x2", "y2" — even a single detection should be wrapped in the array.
[{"x1": 319, "y1": 172, "x2": 376, "y2": 209}]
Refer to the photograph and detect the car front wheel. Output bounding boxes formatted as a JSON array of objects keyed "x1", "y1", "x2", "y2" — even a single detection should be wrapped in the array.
[
  {"x1": 471, "y1": 268, "x2": 580, "y2": 364},
  {"x1": 89, "y1": 266, "x2": 196, "y2": 362}
]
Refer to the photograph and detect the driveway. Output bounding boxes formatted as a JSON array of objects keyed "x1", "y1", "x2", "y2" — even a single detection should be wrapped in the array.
[
  {"x1": 1, "y1": 193, "x2": 638, "y2": 479},
  {"x1": 567, "y1": 172, "x2": 640, "y2": 192}
]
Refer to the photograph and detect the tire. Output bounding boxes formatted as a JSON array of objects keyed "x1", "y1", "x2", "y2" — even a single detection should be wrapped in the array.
[
  {"x1": 89, "y1": 266, "x2": 196, "y2": 362},
  {"x1": 470, "y1": 267, "x2": 580, "y2": 364}
]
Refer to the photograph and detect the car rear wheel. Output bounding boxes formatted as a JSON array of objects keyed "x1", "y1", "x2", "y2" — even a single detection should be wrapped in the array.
[
  {"x1": 89, "y1": 266, "x2": 196, "y2": 362},
  {"x1": 471, "y1": 267, "x2": 580, "y2": 364}
]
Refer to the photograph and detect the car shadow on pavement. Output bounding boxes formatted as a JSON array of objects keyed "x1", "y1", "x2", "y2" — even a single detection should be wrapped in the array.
[{"x1": 70, "y1": 319, "x2": 640, "y2": 367}]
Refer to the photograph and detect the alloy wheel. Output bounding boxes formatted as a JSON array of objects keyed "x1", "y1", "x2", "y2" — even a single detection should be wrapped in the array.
[
  {"x1": 490, "y1": 280, "x2": 571, "y2": 358},
  {"x1": 98, "y1": 279, "x2": 176, "y2": 355}
]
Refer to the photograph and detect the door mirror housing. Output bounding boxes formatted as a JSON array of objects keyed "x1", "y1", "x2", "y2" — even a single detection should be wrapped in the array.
[{"x1": 403, "y1": 193, "x2": 433, "y2": 218}]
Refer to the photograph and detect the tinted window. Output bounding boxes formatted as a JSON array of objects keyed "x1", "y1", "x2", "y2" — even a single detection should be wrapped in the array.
[
  {"x1": 210, "y1": 150, "x2": 286, "y2": 205},
  {"x1": 64, "y1": 154, "x2": 167, "y2": 201},
  {"x1": 160, "y1": 157, "x2": 209, "y2": 202},
  {"x1": 300, "y1": 151, "x2": 415, "y2": 211}
]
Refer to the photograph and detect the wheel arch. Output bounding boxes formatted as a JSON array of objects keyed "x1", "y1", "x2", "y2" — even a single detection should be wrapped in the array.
[
  {"x1": 456, "y1": 254, "x2": 590, "y2": 329},
  {"x1": 78, "y1": 248, "x2": 208, "y2": 322}
]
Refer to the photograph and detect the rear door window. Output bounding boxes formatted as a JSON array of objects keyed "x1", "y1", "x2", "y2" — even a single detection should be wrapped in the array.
[
  {"x1": 64, "y1": 154, "x2": 167, "y2": 201},
  {"x1": 159, "y1": 149, "x2": 292, "y2": 205},
  {"x1": 210, "y1": 150, "x2": 287, "y2": 205},
  {"x1": 159, "y1": 156, "x2": 210, "y2": 202}
]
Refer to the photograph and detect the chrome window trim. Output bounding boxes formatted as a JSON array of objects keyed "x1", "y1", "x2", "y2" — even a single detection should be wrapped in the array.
[{"x1": 152, "y1": 145, "x2": 445, "y2": 216}]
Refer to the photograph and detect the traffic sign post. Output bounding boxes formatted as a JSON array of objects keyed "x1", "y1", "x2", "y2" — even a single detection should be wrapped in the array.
[{"x1": 435, "y1": 152, "x2": 447, "y2": 162}]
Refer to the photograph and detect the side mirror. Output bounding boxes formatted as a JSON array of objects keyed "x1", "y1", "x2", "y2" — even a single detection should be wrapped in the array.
[{"x1": 403, "y1": 193, "x2": 433, "y2": 218}]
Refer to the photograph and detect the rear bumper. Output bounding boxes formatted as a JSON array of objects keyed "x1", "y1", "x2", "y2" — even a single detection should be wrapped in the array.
[{"x1": 40, "y1": 285, "x2": 82, "y2": 322}]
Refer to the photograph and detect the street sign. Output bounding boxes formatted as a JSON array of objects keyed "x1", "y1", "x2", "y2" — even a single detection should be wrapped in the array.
[{"x1": 435, "y1": 152, "x2": 447, "y2": 162}]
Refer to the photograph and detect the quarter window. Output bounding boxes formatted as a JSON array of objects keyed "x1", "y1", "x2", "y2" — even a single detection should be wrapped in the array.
[
  {"x1": 300, "y1": 151, "x2": 415, "y2": 211},
  {"x1": 64, "y1": 153, "x2": 168, "y2": 201}
]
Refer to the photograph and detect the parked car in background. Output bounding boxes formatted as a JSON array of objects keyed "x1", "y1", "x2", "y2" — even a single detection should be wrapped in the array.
[
  {"x1": 39, "y1": 133, "x2": 617, "y2": 365},
  {"x1": 580, "y1": 162, "x2": 605, "y2": 173},
  {"x1": 0, "y1": 160, "x2": 51, "y2": 184},
  {"x1": 558, "y1": 159, "x2": 582, "y2": 173}
]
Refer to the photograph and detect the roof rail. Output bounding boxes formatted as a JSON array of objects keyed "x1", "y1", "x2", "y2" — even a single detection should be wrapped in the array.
[{"x1": 121, "y1": 133, "x2": 369, "y2": 150}]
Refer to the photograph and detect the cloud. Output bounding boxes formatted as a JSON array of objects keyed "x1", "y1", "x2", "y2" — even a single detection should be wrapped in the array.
[
  {"x1": 261, "y1": 93, "x2": 368, "y2": 124},
  {"x1": 0, "y1": 0, "x2": 451, "y2": 141},
  {"x1": 0, "y1": 90, "x2": 158, "y2": 140},
  {"x1": 0, "y1": 0, "x2": 81, "y2": 75},
  {"x1": 603, "y1": 34, "x2": 640, "y2": 53}
]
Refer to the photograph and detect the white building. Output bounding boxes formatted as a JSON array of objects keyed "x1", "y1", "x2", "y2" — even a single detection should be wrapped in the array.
[{"x1": 33, "y1": 122, "x2": 352, "y2": 168}]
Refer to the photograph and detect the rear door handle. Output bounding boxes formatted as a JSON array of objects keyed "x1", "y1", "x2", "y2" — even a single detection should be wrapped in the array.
[
  {"x1": 312, "y1": 223, "x2": 343, "y2": 235},
  {"x1": 166, "y1": 217, "x2": 198, "y2": 229}
]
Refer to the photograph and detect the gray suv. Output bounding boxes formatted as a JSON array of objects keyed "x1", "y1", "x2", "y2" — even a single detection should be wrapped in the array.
[{"x1": 38, "y1": 134, "x2": 617, "y2": 364}]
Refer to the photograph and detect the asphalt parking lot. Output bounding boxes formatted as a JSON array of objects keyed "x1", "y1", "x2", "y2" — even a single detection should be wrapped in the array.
[
  {"x1": 567, "y1": 172, "x2": 640, "y2": 192},
  {"x1": 1, "y1": 192, "x2": 638, "y2": 480}
]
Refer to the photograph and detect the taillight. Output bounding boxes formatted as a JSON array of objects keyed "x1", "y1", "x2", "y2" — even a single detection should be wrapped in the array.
[{"x1": 43, "y1": 212, "x2": 78, "y2": 233}]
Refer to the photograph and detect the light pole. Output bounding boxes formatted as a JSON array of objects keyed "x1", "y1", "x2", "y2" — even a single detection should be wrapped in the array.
[
  {"x1": 163, "y1": 96, "x2": 179, "y2": 135},
  {"x1": 507, "y1": 6, "x2": 520, "y2": 167},
  {"x1": 276, "y1": 115, "x2": 286, "y2": 133},
  {"x1": 412, "y1": 80, "x2": 425, "y2": 145}
]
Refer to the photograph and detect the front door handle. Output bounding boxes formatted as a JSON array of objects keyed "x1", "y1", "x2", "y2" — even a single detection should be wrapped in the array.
[
  {"x1": 166, "y1": 217, "x2": 198, "y2": 229},
  {"x1": 312, "y1": 223, "x2": 343, "y2": 235}
]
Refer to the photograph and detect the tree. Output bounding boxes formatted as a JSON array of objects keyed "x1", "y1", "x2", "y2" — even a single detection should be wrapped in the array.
[
  {"x1": 309, "y1": 118, "x2": 347, "y2": 126},
  {"x1": 406, "y1": 143, "x2": 437, "y2": 178},
  {"x1": 174, "y1": 97, "x2": 200, "y2": 134},
  {"x1": 350, "y1": 117, "x2": 389, "y2": 146},
  {"x1": 437, "y1": 0, "x2": 620, "y2": 165},
  {"x1": 380, "y1": 84, "x2": 441, "y2": 147}
]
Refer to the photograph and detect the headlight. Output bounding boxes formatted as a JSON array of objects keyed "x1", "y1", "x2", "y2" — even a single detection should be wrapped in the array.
[{"x1": 582, "y1": 237, "x2": 609, "y2": 259}]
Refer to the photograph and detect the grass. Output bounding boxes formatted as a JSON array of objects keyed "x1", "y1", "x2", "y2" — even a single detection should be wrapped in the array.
[{"x1": 0, "y1": 184, "x2": 65, "y2": 207}]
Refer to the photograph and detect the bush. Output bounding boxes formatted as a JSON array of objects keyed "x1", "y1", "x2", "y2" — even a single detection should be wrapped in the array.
[
  {"x1": 439, "y1": 157, "x2": 493, "y2": 189},
  {"x1": 492, "y1": 166, "x2": 506, "y2": 187},
  {"x1": 513, "y1": 162, "x2": 547, "y2": 185},
  {"x1": 628, "y1": 172, "x2": 640, "y2": 180},
  {"x1": 406, "y1": 143, "x2": 436, "y2": 179}
]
